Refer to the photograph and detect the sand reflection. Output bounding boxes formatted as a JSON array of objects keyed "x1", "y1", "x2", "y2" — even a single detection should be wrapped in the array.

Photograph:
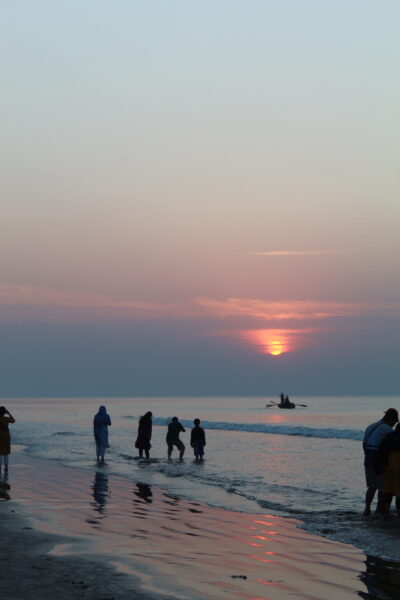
[
  {"x1": 134, "y1": 483, "x2": 153, "y2": 504},
  {"x1": 88, "y1": 471, "x2": 110, "y2": 523},
  {"x1": 0, "y1": 472, "x2": 10, "y2": 501}
]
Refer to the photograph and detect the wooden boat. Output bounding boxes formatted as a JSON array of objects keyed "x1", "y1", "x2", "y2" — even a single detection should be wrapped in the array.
[{"x1": 266, "y1": 401, "x2": 307, "y2": 409}]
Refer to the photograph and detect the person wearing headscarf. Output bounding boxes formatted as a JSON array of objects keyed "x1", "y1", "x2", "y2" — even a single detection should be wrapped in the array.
[
  {"x1": 93, "y1": 406, "x2": 111, "y2": 464},
  {"x1": 135, "y1": 411, "x2": 153, "y2": 459},
  {"x1": 0, "y1": 406, "x2": 16, "y2": 474}
]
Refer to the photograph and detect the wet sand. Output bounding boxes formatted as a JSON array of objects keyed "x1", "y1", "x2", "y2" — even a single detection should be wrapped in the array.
[{"x1": 2, "y1": 451, "x2": 400, "y2": 600}]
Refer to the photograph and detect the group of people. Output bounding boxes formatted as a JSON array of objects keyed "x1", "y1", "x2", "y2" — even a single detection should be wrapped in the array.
[
  {"x1": 279, "y1": 393, "x2": 292, "y2": 408},
  {"x1": 93, "y1": 406, "x2": 206, "y2": 464},
  {"x1": 4, "y1": 402, "x2": 400, "y2": 518},
  {"x1": 363, "y1": 407, "x2": 400, "y2": 516}
]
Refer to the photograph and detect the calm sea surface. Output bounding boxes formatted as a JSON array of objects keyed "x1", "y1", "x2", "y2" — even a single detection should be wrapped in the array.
[{"x1": 4, "y1": 395, "x2": 399, "y2": 558}]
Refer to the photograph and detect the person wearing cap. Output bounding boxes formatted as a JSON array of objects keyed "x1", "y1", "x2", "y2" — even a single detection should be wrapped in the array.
[{"x1": 363, "y1": 408, "x2": 399, "y2": 515}]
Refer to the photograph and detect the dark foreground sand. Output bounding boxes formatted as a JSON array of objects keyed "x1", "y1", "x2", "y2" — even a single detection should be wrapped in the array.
[
  {"x1": 2, "y1": 452, "x2": 400, "y2": 600},
  {"x1": 0, "y1": 506, "x2": 157, "y2": 600}
]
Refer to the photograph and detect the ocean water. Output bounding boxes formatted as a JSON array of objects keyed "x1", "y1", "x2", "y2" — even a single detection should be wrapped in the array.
[{"x1": 4, "y1": 395, "x2": 400, "y2": 559}]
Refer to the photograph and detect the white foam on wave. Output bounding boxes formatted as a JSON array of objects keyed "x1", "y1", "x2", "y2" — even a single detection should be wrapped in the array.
[{"x1": 151, "y1": 417, "x2": 363, "y2": 441}]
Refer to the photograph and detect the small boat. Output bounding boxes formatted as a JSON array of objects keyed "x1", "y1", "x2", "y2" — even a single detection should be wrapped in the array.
[{"x1": 266, "y1": 399, "x2": 307, "y2": 409}]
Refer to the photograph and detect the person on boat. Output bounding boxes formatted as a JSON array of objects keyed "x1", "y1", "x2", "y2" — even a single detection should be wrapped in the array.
[
  {"x1": 362, "y1": 408, "x2": 398, "y2": 515},
  {"x1": 135, "y1": 411, "x2": 153, "y2": 459},
  {"x1": 284, "y1": 395, "x2": 291, "y2": 408},
  {"x1": 93, "y1": 405, "x2": 112, "y2": 465},
  {"x1": 279, "y1": 393, "x2": 285, "y2": 407},
  {"x1": 166, "y1": 416, "x2": 186, "y2": 460}
]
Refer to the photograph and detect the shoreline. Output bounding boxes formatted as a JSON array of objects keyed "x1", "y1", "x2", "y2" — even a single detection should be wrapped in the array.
[{"x1": 2, "y1": 451, "x2": 400, "y2": 599}]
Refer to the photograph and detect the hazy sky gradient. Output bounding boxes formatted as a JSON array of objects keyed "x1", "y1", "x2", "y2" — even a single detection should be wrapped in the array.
[{"x1": 1, "y1": 1, "x2": 400, "y2": 395}]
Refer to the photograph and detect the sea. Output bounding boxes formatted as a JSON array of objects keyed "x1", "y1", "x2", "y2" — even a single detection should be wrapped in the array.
[{"x1": 5, "y1": 395, "x2": 400, "y2": 561}]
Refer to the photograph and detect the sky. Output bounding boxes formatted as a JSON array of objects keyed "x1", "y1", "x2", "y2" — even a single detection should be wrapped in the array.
[{"x1": 1, "y1": 1, "x2": 400, "y2": 396}]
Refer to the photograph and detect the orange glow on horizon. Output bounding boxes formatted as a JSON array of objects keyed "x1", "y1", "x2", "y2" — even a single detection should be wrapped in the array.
[
  {"x1": 237, "y1": 328, "x2": 315, "y2": 356},
  {"x1": 241, "y1": 329, "x2": 293, "y2": 356}
]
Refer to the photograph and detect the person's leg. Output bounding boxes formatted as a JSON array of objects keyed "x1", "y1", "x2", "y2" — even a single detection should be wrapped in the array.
[
  {"x1": 167, "y1": 443, "x2": 173, "y2": 459},
  {"x1": 0, "y1": 455, "x2": 3, "y2": 474},
  {"x1": 395, "y1": 496, "x2": 400, "y2": 515},
  {"x1": 199, "y1": 442, "x2": 204, "y2": 461},
  {"x1": 4, "y1": 455, "x2": 8, "y2": 472},
  {"x1": 139, "y1": 448, "x2": 143, "y2": 458},
  {"x1": 96, "y1": 441, "x2": 102, "y2": 462},
  {"x1": 145, "y1": 449, "x2": 150, "y2": 459},
  {"x1": 364, "y1": 486, "x2": 376, "y2": 515},
  {"x1": 178, "y1": 440, "x2": 185, "y2": 460},
  {"x1": 382, "y1": 493, "x2": 393, "y2": 515},
  {"x1": 100, "y1": 445, "x2": 106, "y2": 464}
]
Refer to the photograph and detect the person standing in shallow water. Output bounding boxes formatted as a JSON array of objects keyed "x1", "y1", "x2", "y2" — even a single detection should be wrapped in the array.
[
  {"x1": 135, "y1": 411, "x2": 152, "y2": 459},
  {"x1": 93, "y1": 406, "x2": 111, "y2": 465},
  {"x1": 363, "y1": 407, "x2": 398, "y2": 515},
  {"x1": 190, "y1": 418, "x2": 206, "y2": 462},
  {"x1": 0, "y1": 406, "x2": 16, "y2": 474},
  {"x1": 166, "y1": 416, "x2": 185, "y2": 460}
]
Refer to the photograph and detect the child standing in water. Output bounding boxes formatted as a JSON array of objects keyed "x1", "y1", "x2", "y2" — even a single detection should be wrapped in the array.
[
  {"x1": 93, "y1": 405, "x2": 111, "y2": 465},
  {"x1": 191, "y1": 418, "x2": 206, "y2": 462}
]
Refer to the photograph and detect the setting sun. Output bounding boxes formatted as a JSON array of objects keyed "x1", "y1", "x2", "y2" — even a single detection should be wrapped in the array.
[
  {"x1": 238, "y1": 328, "x2": 315, "y2": 356},
  {"x1": 241, "y1": 330, "x2": 293, "y2": 356},
  {"x1": 269, "y1": 340, "x2": 284, "y2": 356}
]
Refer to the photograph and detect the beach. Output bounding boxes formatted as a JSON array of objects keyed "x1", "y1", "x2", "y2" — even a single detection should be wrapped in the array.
[{"x1": 2, "y1": 448, "x2": 400, "y2": 600}]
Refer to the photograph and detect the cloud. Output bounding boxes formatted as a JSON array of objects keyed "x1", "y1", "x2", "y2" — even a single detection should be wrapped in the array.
[
  {"x1": 2, "y1": 284, "x2": 400, "y2": 324},
  {"x1": 247, "y1": 250, "x2": 347, "y2": 256},
  {"x1": 194, "y1": 297, "x2": 400, "y2": 321},
  {"x1": 0, "y1": 284, "x2": 195, "y2": 318}
]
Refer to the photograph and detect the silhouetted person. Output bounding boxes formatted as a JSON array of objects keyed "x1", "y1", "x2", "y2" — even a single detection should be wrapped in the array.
[
  {"x1": 284, "y1": 395, "x2": 290, "y2": 407},
  {"x1": 166, "y1": 416, "x2": 185, "y2": 460},
  {"x1": 363, "y1": 408, "x2": 398, "y2": 515},
  {"x1": 279, "y1": 393, "x2": 285, "y2": 407},
  {"x1": 191, "y1": 418, "x2": 206, "y2": 462},
  {"x1": 135, "y1": 411, "x2": 153, "y2": 459},
  {"x1": 93, "y1": 405, "x2": 111, "y2": 465},
  {"x1": 0, "y1": 406, "x2": 16, "y2": 474},
  {"x1": 377, "y1": 423, "x2": 400, "y2": 515}
]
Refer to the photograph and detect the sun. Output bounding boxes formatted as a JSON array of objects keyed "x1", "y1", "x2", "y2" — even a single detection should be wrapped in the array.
[
  {"x1": 241, "y1": 330, "x2": 291, "y2": 356},
  {"x1": 269, "y1": 340, "x2": 284, "y2": 356}
]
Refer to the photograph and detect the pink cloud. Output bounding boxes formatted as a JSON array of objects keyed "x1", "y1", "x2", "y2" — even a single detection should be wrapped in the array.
[
  {"x1": 247, "y1": 250, "x2": 347, "y2": 256},
  {"x1": 194, "y1": 297, "x2": 400, "y2": 321},
  {"x1": 2, "y1": 284, "x2": 400, "y2": 324}
]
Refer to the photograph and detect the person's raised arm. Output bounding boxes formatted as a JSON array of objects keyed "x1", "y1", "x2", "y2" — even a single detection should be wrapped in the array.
[{"x1": 5, "y1": 409, "x2": 15, "y2": 424}]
